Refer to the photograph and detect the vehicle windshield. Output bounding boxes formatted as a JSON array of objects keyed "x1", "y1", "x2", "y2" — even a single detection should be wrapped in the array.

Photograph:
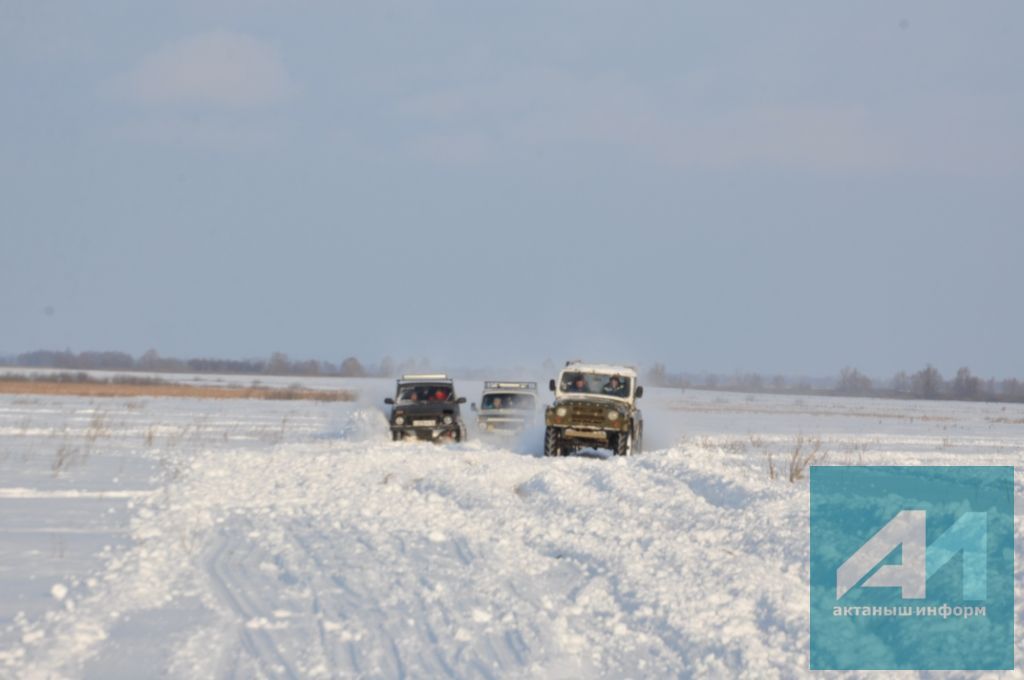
[
  {"x1": 481, "y1": 393, "x2": 535, "y2": 410},
  {"x1": 559, "y1": 372, "x2": 632, "y2": 398},
  {"x1": 397, "y1": 383, "x2": 453, "y2": 403}
]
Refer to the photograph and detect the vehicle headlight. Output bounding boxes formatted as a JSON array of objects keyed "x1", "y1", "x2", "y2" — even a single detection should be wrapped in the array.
[
  {"x1": 394, "y1": 416, "x2": 405, "y2": 425},
  {"x1": 443, "y1": 415, "x2": 453, "y2": 425},
  {"x1": 606, "y1": 410, "x2": 620, "y2": 421},
  {"x1": 555, "y1": 406, "x2": 568, "y2": 417}
]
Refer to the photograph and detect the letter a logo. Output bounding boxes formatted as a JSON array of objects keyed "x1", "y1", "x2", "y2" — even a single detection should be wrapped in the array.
[
  {"x1": 836, "y1": 510, "x2": 987, "y2": 600},
  {"x1": 836, "y1": 510, "x2": 926, "y2": 599}
]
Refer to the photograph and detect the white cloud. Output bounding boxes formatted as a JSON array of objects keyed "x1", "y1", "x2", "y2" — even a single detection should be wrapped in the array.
[
  {"x1": 119, "y1": 31, "x2": 291, "y2": 108},
  {"x1": 400, "y1": 69, "x2": 1020, "y2": 176}
]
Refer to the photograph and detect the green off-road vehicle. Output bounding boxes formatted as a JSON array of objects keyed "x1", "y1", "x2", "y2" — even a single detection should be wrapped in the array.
[
  {"x1": 544, "y1": 362, "x2": 644, "y2": 457},
  {"x1": 384, "y1": 374, "x2": 467, "y2": 442}
]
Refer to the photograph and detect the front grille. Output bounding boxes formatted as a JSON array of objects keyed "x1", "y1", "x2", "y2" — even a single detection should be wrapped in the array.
[{"x1": 566, "y1": 402, "x2": 611, "y2": 428}]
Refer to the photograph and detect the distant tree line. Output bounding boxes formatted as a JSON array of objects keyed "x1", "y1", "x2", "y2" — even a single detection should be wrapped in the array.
[
  {"x1": 4, "y1": 349, "x2": 431, "y2": 379},
  {"x1": 10, "y1": 350, "x2": 1023, "y2": 403},
  {"x1": 644, "y1": 362, "x2": 1024, "y2": 404}
]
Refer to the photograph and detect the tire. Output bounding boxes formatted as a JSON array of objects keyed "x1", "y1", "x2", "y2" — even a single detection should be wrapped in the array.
[
  {"x1": 614, "y1": 430, "x2": 632, "y2": 456},
  {"x1": 633, "y1": 424, "x2": 643, "y2": 455},
  {"x1": 391, "y1": 430, "x2": 402, "y2": 442},
  {"x1": 543, "y1": 427, "x2": 561, "y2": 457}
]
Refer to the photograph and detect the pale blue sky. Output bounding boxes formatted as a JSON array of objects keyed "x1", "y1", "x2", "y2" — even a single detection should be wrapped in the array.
[{"x1": 2, "y1": 2, "x2": 1022, "y2": 378}]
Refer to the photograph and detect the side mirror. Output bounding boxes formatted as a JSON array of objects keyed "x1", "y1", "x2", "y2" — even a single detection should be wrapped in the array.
[
  {"x1": 549, "y1": 379, "x2": 556, "y2": 392},
  {"x1": 634, "y1": 386, "x2": 644, "y2": 399},
  {"x1": 456, "y1": 397, "x2": 466, "y2": 404},
  {"x1": 470, "y1": 402, "x2": 478, "y2": 412},
  {"x1": 384, "y1": 398, "x2": 394, "y2": 405}
]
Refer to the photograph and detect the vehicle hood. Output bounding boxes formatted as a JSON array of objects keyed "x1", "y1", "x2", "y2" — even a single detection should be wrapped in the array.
[
  {"x1": 391, "y1": 402, "x2": 460, "y2": 417},
  {"x1": 554, "y1": 394, "x2": 631, "y2": 406},
  {"x1": 478, "y1": 408, "x2": 532, "y2": 417}
]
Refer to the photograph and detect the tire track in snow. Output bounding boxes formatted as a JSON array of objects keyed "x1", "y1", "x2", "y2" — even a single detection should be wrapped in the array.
[
  {"x1": 0, "y1": 436, "x2": 804, "y2": 678},
  {"x1": 204, "y1": 527, "x2": 301, "y2": 679}
]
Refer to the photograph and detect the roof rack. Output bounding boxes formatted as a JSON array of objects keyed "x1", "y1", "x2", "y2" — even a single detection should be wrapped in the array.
[
  {"x1": 559, "y1": 363, "x2": 638, "y2": 377},
  {"x1": 399, "y1": 373, "x2": 451, "y2": 381},
  {"x1": 484, "y1": 381, "x2": 537, "y2": 390}
]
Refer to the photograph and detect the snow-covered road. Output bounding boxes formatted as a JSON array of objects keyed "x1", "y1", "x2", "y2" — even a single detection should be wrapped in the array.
[{"x1": 0, "y1": 383, "x2": 1021, "y2": 678}]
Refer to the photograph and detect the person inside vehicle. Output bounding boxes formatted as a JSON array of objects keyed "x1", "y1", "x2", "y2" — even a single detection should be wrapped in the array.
[
  {"x1": 490, "y1": 396, "x2": 503, "y2": 409},
  {"x1": 567, "y1": 374, "x2": 589, "y2": 393},
  {"x1": 432, "y1": 386, "x2": 450, "y2": 401},
  {"x1": 602, "y1": 375, "x2": 628, "y2": 397}
]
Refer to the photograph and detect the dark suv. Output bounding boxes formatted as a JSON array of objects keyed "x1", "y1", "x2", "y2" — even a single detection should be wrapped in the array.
[{"x1": 384, "y1": 374, "x2": 467, "y2": 442}]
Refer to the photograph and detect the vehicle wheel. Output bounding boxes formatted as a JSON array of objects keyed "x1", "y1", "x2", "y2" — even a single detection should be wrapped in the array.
[
  {"x1": 634, "y1": 425, "x2": 643, "y2": 455},
  {"x1": 614, "y1": 431, "x2": 632, "y2": 456},
  {"x1": 543, "y1": 427, "x2": 561, "y2": 457},
  {"x1": 391, "y1": 430, "x2": 401, "y2": 442}
]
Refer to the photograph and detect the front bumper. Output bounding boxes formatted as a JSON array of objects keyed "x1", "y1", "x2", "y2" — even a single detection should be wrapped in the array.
[
  {"x1": 477, "y1": 416, "x2": 526, "y2": 434},
  {"x1": 549, "y1": 425, "x2": 612, "y2": 441},
  {"x1": 391, "y1": 422, "x2": 460, "y2": 439}
]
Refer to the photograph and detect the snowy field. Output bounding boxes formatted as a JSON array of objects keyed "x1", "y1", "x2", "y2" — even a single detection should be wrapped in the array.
[{"x1": 0, "y1": 377, "x2": 1021, "y2": 678}]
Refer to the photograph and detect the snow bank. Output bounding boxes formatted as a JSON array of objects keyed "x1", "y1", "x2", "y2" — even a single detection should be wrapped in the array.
[{"x1": 0, "y1": 391, "x2": 1021, "y2": 677}]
